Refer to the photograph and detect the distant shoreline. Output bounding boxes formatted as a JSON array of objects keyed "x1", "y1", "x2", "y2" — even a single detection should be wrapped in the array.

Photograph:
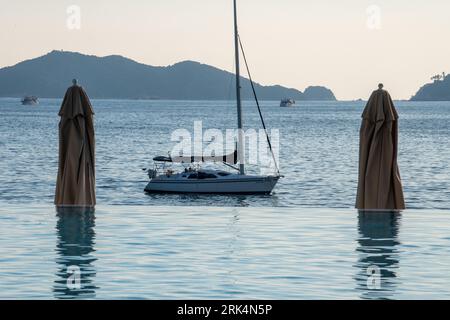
[
  {"x1": 3, "y1": 96, "x2": 450, "y2": 103},
  {"x1": 0, "y1": 96, "x2": 338, "y2": 102},
  {"x1": 0, "y1": 50, "x2": 337, "y2": 102}
]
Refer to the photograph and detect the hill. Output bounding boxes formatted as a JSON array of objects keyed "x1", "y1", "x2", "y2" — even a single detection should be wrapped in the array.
[
  {"x1": 0, "y1": 50, "x2": 336, "y2": 100},
  {"x1": 411, "y1": 75, "x2": 450, "y2": 101}
]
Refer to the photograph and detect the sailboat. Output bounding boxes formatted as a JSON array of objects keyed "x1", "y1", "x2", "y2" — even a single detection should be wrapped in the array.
[{"x1": 144, "y1": 0, "x2": 280, "y2": 194}]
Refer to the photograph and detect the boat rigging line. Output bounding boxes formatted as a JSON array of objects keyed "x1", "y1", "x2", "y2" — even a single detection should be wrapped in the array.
[{"x1": 238, "y1": 35, "x2": 280, "y2": 176}]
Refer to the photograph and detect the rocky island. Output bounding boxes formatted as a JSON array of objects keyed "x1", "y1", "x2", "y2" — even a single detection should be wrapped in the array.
[{"x1": 411, "y1": 72, "x2": 450, "y2": 101}]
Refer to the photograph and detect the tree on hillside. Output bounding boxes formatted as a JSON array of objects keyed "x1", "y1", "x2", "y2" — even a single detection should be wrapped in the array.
[{"x1": 431, "y1": 72, "x2": 447, "y2": 82}]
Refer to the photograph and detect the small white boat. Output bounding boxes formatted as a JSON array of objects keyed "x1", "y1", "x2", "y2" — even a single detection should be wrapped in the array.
[
  {"x1": 144, "y1": 0, "x2": 280, "y2": 195},
  {"x1": 280, "y1": 98, "x2": 295, "y2": 107},
  {"x1": 21, "y1": 96, "x2": 39, "y2": 105}
]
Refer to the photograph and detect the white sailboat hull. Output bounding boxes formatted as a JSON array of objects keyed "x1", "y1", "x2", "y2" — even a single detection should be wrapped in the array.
[{"x1": 145, "y1": 175, "x2": 280, "y2": 194}]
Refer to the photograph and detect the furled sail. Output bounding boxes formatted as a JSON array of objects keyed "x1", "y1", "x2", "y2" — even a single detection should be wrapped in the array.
[{"x1": 153, "y1": 149, "x2": 238, "y2": 165}]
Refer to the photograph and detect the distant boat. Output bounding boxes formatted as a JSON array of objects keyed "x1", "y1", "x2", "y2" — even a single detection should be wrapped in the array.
[
  {"x1": 21, "y1": 96, "x2": 39, "y2": 105},
  {"x1": 280, "y1": 98, "x2": 295, "y2": 107},
  {"x1": 144, "y1": 0, "x2": 280, "y2": 195}
]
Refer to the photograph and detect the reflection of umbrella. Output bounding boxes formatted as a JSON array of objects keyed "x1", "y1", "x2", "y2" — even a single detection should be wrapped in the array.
[
  {"x1": 55, "y1": 80, "x2": 96, "y2": 207},
  {"x1": 355, "y1": 211, "x2": 401, "y2": 300},
  {"x1": 53, "y1": 207, "x2": 97, "y2": 299},
  {"x1": 356, "y1": 85, "x2": 405, "y2": 210}
]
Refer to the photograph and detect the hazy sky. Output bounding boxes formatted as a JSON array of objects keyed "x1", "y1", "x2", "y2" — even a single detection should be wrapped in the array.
[{"x1": 1, "y1": 0, "x2": 450, "y2": 100}]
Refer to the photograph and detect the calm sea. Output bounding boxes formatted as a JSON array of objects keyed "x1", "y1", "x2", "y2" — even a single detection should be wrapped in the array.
[
  {"x1": 0, "y1": 98, "x2": 449, "y2": 299},
  {"x1": 0, "y1": 205, "x2": 450, "y2": 299},
  {"x1": 0, "y1": 98, "x2": 449, "y2": 208}
]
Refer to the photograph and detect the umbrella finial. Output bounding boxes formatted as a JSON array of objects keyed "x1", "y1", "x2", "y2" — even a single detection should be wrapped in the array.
[
  {"x1": 72, "y1": 79, "x2": 78, "y2": 86},
  {"x1": 378, "y1": 83, "x2": 384, "y2": 90}
]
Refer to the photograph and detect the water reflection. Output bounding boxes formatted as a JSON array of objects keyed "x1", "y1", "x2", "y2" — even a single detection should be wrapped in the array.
[
  {"x1": 355, "y1": 210, "x2": 402, "y2": 300},
  {"x1": 145, "y1": 193, "x2": 280, "y2": 207},
  {"x1": 53, "y1": 207, "x2": 98, "y2": 299}
]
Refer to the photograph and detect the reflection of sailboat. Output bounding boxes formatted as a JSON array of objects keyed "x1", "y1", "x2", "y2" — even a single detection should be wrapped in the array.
[
  {"x1": 53, "y1": 207, "x2": 97, "y2": 299},
  {"x1": 144, "y1": 0, "x2": 280, "y2": 195},
  {"x1": 354, "y1": 211, "x2": 401, "y2": 300}
]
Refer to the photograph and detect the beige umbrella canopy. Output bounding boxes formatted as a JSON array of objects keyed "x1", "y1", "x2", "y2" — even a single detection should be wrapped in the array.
[
  {"x1": 356, "y1": 84, "x2": 405, "y2": 210},
  {"x1": 55, "y1": 80, "x2": 96, "y2": 207}
]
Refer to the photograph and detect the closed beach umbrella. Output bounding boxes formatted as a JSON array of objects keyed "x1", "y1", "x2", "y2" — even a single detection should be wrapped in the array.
[
  {"x1": 55, "y1": 80, "x2": 96, "y2": 207},
  {"x1": 356, "y1": 84, "x2": 405, "y2": 210}
]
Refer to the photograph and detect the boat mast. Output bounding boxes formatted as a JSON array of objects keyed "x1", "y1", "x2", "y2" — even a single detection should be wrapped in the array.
[{"x1": 234, "y1": 0, "x2": 245, "y2": 175}]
